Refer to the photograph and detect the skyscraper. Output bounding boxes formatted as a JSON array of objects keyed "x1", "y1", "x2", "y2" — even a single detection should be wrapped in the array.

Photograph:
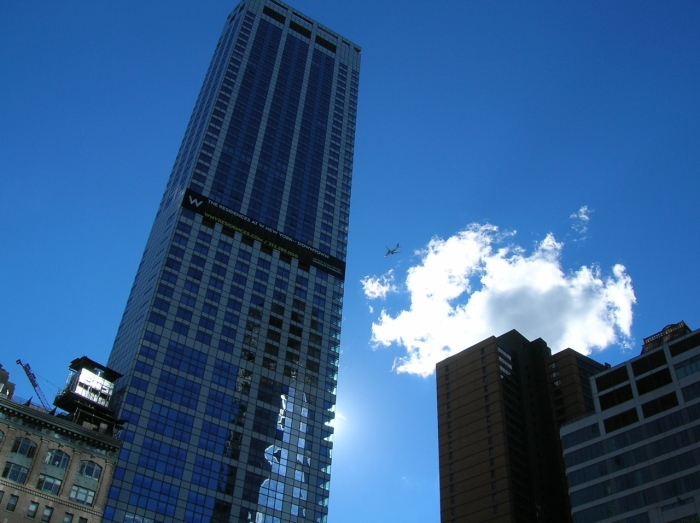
[
  {"x1": 436, "y1": 330, "x2": 605, "y2": 523},
  {"x1": 103, "y1": 1, "x2": 360, "y2": 522}
]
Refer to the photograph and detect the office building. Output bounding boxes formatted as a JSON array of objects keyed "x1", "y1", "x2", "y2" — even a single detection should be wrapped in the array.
[
  {"x1": 436, "y1": 330, "x2": 605, "y2": 523},
  {"x1": 0, "y1": 358, "x2": 122, "y2": 523},
  {"x1": 102, "y1": 1, "x2": 360, "y2": 522},
  {"x1": 562, "y1": 321, "x2": 700, "y2": 523}
]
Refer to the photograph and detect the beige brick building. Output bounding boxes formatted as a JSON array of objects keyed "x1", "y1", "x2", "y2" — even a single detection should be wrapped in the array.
[
  {"x1": 1, "y1": 358, "x2": 121, "y2": 523},
  {"x1": 0, "y1": 396, "x2": 120, "y2": 523}
]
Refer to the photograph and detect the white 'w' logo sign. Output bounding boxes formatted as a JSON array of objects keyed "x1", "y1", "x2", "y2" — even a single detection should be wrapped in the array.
[{"x1": 188, "y1": 196, "x2": 203, "y2": 208}]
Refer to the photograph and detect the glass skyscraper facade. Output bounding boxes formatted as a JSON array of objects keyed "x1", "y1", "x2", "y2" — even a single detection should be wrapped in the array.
[{"x1": 103, "y1": 1, "x2": 360, "y2": 521}]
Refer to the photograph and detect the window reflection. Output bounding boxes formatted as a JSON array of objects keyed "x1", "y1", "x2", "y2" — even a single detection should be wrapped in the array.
[{"x1": 249, "y1": 386, "x2": 311, "y2": 521}]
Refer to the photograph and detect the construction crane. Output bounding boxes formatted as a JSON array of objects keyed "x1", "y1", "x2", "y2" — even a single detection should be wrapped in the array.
[{"x1": 16, "y1": 359, "x2": 53, "y2": 411}]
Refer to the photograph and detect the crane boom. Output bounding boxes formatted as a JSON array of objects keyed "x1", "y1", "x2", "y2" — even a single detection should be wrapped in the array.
[{"x1": 16, "y1": 359, "x2": 53, "y2": 411}]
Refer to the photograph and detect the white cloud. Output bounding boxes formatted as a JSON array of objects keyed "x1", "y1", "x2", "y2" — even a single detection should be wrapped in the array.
[
  {"x1": 367, "y1": 224, "x2": 636, "y2": 377},
  {"x1": 361, "y1": 270, "x2": 398, "y2": 300},
  {"x1": 571, "y1": 205, "x2": 592, "y2": 235}
]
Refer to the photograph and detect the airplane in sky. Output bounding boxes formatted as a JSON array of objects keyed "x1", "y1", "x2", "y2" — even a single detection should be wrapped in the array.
[{"x1": 385, "y1": 243, "x2": 400, "y2": 257}]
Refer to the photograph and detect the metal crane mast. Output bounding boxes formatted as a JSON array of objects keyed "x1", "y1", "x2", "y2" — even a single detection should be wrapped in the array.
[{"x1": 16, "y1": 359, "x2": 53, "y2": 411}]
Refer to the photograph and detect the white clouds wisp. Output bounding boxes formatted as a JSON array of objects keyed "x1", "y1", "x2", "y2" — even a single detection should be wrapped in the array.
[
  {"x1": 360, "y1": 270, "x2": 398, "y2": 300},
  {"x1": 571, "y1": 205, "x2": 593, "y2": 236},
  {"x1": 364, "y1": 224, "x2": 635, "y2": 377}
]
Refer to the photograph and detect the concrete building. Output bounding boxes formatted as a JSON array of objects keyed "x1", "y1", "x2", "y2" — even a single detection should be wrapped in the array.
[
  {"x1": 0, "y1": 359, "x2": 121, "y2": 523},
  {"x1": 562, "y1": 322, "x2": 700, "y2": 523},
  {"x1": 436, "y1": 330, "x2": 605, "y2": 523},
  {"x1": 101, "y1": 1, "x2": 360, "y2": 521}
]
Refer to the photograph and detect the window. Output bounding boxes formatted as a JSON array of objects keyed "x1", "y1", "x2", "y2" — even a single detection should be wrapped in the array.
[
  {"x1": 69, "y1": 485, "x2": 95, "y2": 506},
  {"x1": 77, "y1": 460, "x2": 102, "y2": 480},
  {"x1": 63, "y1": 515, "x2": 74, "y2": 523},
  {"x1": 45, "y1": 449, "x2": 70, "y2": 469},
  {"x1": 11, "y1": 437, "x2": 37, "y2": 457},
  {"x1": 6, "y1": 494, "x2": 18, "y2": 512},
  {"x1": 636, "y1": 368, "x2": 673, "y2": 395},
  {"x1": 2, "y1": 462, "x2": 29, "y2": 483},
  {"x1": 642, "y1": 392, "x2": 679, "y2": 418},
  {"x1": 41, "y1": 507, "x2": 54, "y2": 523},
  {"x1": 78, "y1": 518, "x2": 88, "y2": 523},
  {"x1": 180, "y1": 294, "x2": 196, "y2": 307},
  {"x1": 202, "y1": 303, "x2": 218, "y2": 316},
  {"x1": 599, "y1": 384, "x2": 634, "y2": 411},
  {"x1": 596, "y1": 366, "x2": 630, "y2": 392},
  {"x1": 37, "y1": 474, "x2": 63, "y2": 494},
  {"x1": 28, "y1": 501, "x2": 40, "y2": 518},
  {"x1": 184, "y1": 281, "x2": 199, "y2": 294},
  {"x1": 603, "y1": 408, "x2": 639, "y2": 433}
]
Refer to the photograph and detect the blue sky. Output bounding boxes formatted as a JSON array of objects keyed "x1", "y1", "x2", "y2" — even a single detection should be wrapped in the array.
[{"x1": 1, "y1": 1, "x2": 699, "y2": 521}]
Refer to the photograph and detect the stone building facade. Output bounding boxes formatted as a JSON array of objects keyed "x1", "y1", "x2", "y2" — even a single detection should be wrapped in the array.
[{"x1": 0, "y1": 390, "x2": 120, "y2": 522}]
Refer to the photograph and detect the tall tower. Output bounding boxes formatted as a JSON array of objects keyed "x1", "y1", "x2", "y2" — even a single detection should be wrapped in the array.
[
  {"x1": 103, "y1": 1, "x2": 360, "y2": 522},
  {"x1": 436, "y1": 331, "x2": 605, "y2": 523}
]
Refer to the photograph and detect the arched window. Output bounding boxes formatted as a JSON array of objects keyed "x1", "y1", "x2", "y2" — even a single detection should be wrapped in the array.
[
  {"x1": 44, "y1": 449, "x2": 70, "y2": 470},
  {"x1": 77, "y1": 460, "x2": 102, "y2": 480},
  {"x1": 2, "y1": 462, "x2": 29, "y2": 483},
  {"x1": 10, "y1": 437, "x2": 37, "y2": 458}
]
